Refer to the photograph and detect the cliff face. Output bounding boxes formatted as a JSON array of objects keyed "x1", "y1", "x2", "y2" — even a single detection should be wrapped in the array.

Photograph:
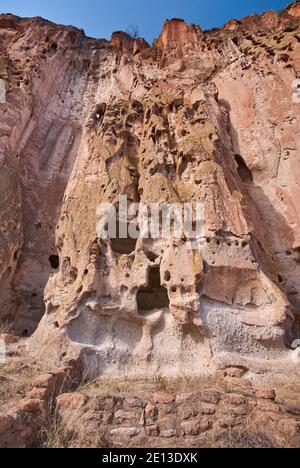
[{"x1": 0, "y1": 4, "x2": 300, "y2": 378}]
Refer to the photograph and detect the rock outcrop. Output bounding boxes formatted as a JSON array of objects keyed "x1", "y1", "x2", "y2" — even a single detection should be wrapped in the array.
[{"x1": 0, "y1": 3, "x2": 300, "y2": 379}]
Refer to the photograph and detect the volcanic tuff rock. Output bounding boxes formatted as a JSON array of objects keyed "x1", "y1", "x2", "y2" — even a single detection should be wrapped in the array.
[{"x1": 0, "y1": 3, "x2": 300, "y2": 378}]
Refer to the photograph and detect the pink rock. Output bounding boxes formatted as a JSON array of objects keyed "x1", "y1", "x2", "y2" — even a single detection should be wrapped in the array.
[
  {"x1": 256, "y1": 388, "x2": 276, "y2": 401},
  {"x1": 153, "y1": 392, "x2": 176, "y2": 404},
  {"x1": 56, "y1": 392, "x2": 87, "y2": 410},
  {"x1": 0, "y1": 334, "x2": 18, "y2": 345}
]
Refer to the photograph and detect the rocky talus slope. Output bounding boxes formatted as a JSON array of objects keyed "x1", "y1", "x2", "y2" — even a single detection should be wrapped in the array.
[{"x1": 0, "y1": 3, "x2": 300, "y2": 384}]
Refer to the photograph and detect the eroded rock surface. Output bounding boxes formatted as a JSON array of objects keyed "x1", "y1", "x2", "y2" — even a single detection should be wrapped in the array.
[{"x1": 0, "y1": 4, "x2": 300, "y2": 378}]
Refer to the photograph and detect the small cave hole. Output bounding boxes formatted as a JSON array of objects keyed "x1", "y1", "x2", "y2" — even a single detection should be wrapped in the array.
[
  {"x1": 145, "y1": 251, "x2": 158, "y2": 263},
  {"x1": 13, "y1": 249, "x2": 20, "y2": 261},
  {"x1": 22, "y1": 330, "x2": 29, "y2": 338},
  {"x1": 49, "y1": 255, "x2": 59, "y2": 269},
  {"x1": 93, "y1": 103, "x2": 107, "y2": 124},
  {"x1": 164, "y1": 271, "x2": 171, "y2": 282},
  {"x1": 137, "y1": 266, "x2": 170, "y2": 313},
  {"x1": 49, "y1": 42, "x2": 58, "y2": 56},
  {"x1": 278, "y1": 275, "x2": 284, "y2": 284},
  {"x1": 235, "y1": 154, "x2": 253, "y2": 184}
]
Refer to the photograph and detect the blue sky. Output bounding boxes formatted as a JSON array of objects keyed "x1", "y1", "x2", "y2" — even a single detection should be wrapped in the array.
[{"x1": 0, "y1": 0, "x2": 290, "y2": 43}]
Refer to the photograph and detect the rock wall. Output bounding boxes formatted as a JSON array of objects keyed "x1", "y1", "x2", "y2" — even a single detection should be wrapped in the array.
[{"x1": 0, "y1": 4, "x2": 300, "y2": 378}]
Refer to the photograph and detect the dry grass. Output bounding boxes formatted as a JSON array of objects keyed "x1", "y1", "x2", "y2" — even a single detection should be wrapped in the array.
[
  {"x1": 40, "y1": 403, "x2": 106, "y2": 449},
  {"x1": 200, "y1": 431, "x2": 276, "y2": 449},
  {"x1": 77, "y1": 373, "x2": 254, "y2": 401},
  {"x1": 273, "y1": 380, "x2": 300, "y2": 407},
  {"x1": 0, "y1": 358, "x2": 41, "y2": 411}
]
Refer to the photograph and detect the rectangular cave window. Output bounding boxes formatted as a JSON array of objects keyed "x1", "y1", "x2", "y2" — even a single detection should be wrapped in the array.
[{"x1": 137, "y1": 266, "x2": 170, "y2": 314}]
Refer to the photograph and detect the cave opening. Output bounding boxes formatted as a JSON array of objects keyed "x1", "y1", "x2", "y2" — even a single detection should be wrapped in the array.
[
  {"x1": 137, "y1": 266, "x2": 170, "y2": 314},
  {"x1": 110, "y1": 221, "x2": 138, "y2": 255},
  {"x1": 49, "y1": 255, "x2": 59, "y2": 269},
  {"x1": 235, "y1": 154, "x2": 253, "y2": 184}
]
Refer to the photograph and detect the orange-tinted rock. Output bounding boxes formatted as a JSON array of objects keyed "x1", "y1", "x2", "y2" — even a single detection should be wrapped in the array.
[
  {"x1": 261, "y1": 10, "x2": 280, "y2": 29},
  {"x1": 111, "y1": 32, "x2": 149, "y2": 54},
  {"x1": 154, "y1": 18, "x2": 201, "y2": 48},
  {"x1": 56, "y1": 392, "x2": 87, "y2": 410},
  {"x1": 288, "y1": 2, "x2": 300, "y2": 18},
  {"x1": 223, "y1": 19, "x2": 241, "y2": 31},
  {"x1": 18, "y1": 398, "x2": 44, "y2": 414}
]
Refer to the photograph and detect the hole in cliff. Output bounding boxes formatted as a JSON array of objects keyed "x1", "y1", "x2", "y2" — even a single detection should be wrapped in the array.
[
  {"x1": 111, "y1": 222, "x2": 137, "y2": 256},
  {"x1": 13, "y1": 249, "x2": 20, "y2": 261},
  {"x1": 49, "y1": 42, "x2": 58, "y2": 56},
  {"x1": 145, "y1": 251, "x2": 159, "y2": 263},
  {"x1": 93, "y1": 103, "x2": 107, "y2": 124},
  {"x1": 235, "y1": 154, "x2": 253, "y2": 184},
  {"x1": 22, "y1": 329, "x2": 29, "y2": 338},
  {"x1": 49, "y1": 255, "x2": 59, "y2": 270},
  {"x1": 137, "y1": 266, "x2": 170, "y2": 313},
  {"x1": 178, "y1": 157, "x2": 189, "y2": 177},
  {"x1": 164, "y1": 271, "x2": 171, "y2": 282}
]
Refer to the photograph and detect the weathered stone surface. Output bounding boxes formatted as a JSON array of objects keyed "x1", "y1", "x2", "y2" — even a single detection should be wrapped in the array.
[
  {"x1": 153, "y1": 393, "x2": 176, "y2": 404},
  {"x1": 56, "y1": 392, "x2": 87, "y2": 410},
  {"x1": 199, "y1": 391, "x2": 221, "y2": 405},
  {"x1": 225, "y1": 367, "x2": 246, "y2": 379},
  {"x1": 181, "y1": 417, "x2": 212, "y2": 436},
  {"x1": 256, "y1": 388, "x2": 277, "y2": 401},
  {"x1": 0, "y1": 333, "x2": 18, "y2": 345},
  {"x1": 0, "y1": 382, "x2": 299, "y2": 448},
  {"x1": 110, "y1": 427, "x2": 140, "y2": 438},
  {"x1": 17, "y1": 398, "x2": 44, "y2": 414},
  {"x1": 278, "y1": 419, "x2": 300, "y2": 437},
  {"x1": 222, "y1": 394, "x2": 246, "y2": 406},
  {"x1": 0, "y1": 3, "x2": 299, "y2": 381}
]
